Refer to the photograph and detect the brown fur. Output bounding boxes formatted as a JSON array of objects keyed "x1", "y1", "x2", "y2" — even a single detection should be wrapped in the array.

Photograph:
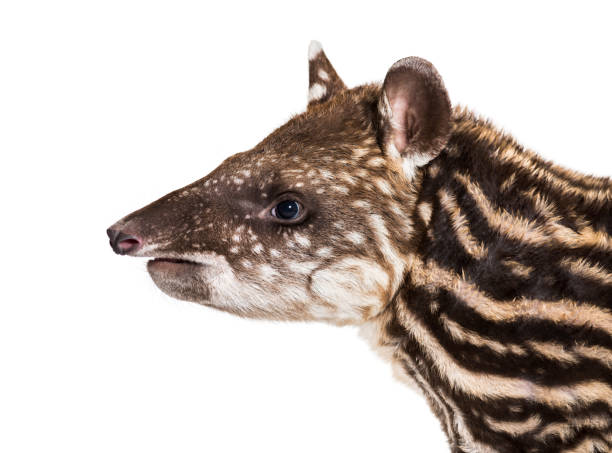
[{"x1": 109, "y1": 44, "x2": 612, "y2": 452}]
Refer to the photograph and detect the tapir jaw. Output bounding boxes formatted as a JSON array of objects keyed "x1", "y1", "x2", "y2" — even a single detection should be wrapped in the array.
[
  {"x1": 145, "y1": 251, "x2": 233, "y2": 304},
  {"x1": 147, "y1": 258, "x2": 212, "y2": 303}
]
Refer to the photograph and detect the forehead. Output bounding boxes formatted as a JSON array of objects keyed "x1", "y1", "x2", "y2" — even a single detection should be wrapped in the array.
[{"x1": 215, "y1": 85, "x2": 381, "y2": 178}]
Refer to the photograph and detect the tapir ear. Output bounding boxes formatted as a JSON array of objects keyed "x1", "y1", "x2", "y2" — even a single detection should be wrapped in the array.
[
  {"x1": 377, "y1": 57, "x2": 451, "y2": 179},
  {"x1": 307, "y1": 41, "x2": 347, "y2": 106}
]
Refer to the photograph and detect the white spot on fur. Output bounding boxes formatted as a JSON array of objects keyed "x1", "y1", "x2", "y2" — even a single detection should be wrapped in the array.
[
  {"x1": 257, "y1": 264, "x2": 279, "y2": 281},
  {"x1": 308, "y1": 83, "x2": 327, "y2": 102},
  {"x1": 346, "y1": 231, "x2": 365, "y2": 245},
  {"x1": 308, "y1": 40, "x2": 323, "y2": 60},
  {"x1": 318, "y1": 68, "x2": 329, "y2": 81},
  {"x1": 316, "y1": 247, "x2": 333, "y2": 257},
  {"x1": 352, "y1": 200, "x2": 371, "y2": 210},
  {"x1": 366, "y1": 157, "x2": 385, "y2": 168},
  {"x1": 355, "y1": 169, "x2": 369, "y2": 178},
  {"x1": 340, "y1": 173, "x2": 357, "y2": 186},
  {"x1": 288, "y1": 261, "x2": 318, "y2": 275},
  {"x1": 294, "y1": 233, "x2": 311, "y2": 248},
  {"x1": 352, "y1": 148, "x2": 369, "y2": 159},
  {"x1": 319, "y1": 169, "x2": 333, "y2": 180},
  {"x1": 375, "y1": 178, "x2": 393, "y2": 195}
]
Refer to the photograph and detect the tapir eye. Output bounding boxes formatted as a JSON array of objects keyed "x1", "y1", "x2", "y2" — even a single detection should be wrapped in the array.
[{"x1": 272, "y1": 200, "x2": 301, "y2": 220}]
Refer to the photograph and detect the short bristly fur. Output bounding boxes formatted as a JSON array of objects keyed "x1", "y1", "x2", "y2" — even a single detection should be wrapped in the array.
[{"x1": 108, "y1": 42, "x2": 612, "y2": 452}]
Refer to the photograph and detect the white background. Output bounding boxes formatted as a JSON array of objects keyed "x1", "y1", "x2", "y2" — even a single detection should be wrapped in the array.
[{"x1": 1, "y1": 1, "x2": 611, "y2": 452}]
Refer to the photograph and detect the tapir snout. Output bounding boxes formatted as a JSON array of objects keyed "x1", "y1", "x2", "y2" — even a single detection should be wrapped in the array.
[{"x1": 107, "y1": 228, "x2": 142, "y2": 255}]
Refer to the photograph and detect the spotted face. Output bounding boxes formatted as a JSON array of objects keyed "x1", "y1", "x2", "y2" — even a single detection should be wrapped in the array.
[{"x1": 107, "y1": 42, "x2": 451, "y2": 325}]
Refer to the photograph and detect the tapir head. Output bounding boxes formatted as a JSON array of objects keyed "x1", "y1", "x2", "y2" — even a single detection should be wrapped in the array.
[{"x1": 107, "y1": 42, "x2": 451, "y2": 325}]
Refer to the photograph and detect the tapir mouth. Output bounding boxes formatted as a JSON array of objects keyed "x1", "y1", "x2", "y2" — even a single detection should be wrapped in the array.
[
  {"x1": 150, "y1": 258, "x2": 201, "y2": 265},
  {"x1": 147, "y1": 257, "x2": 204, "y2": 271}
]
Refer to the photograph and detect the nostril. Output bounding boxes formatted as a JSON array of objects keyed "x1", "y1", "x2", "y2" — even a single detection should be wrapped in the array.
[{"x1": 107, "y1": 228, "x2": 142, "y2": 255}]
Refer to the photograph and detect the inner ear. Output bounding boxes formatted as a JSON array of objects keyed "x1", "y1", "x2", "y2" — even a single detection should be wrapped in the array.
[{"x1": 378, "y1": 57, "x2": 451, "y2": 178}]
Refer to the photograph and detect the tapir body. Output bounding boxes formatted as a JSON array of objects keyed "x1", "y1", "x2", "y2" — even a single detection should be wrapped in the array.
[{"x1": 109, "y1": 42, "x2": 612, "y2": 452}]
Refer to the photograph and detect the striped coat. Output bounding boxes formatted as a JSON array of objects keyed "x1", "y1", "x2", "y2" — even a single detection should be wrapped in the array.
[
  {"x1": 109, "y1": 43, "x2": 612, "y2": 453},
  {"x1": 370, "y1": 108, "x2": 612, "y2": 452}
]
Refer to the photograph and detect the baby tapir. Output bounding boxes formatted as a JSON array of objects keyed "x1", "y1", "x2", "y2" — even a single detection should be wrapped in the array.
[{"x1": 108, "y1": 42, "x2": 612, "y2": 453}]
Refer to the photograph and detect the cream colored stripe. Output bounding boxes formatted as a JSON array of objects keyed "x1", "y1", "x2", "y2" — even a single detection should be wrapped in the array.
[
  {"x1": 560, "y1": 436, "x2": 609, "y2": 453},
  {"x1": 497, "y1": 144, "x2": 612, "y2": 198},
  {"x1": 367, "y1": 213, "x2": 406, "y2": 293},
  {"x1": 527, "y1": 341, "x2": 579, "y2": 364},
  {"x1": 454, "y1": 278, "x2": 612, "y2": 333},
  {"x1": 455, "y1": 172, "x2": 612, "y2": 252},
  {"x1": 441, "y1": 314, "x2": 527, "y2": 356},
  {"x1": 529, "y1": 341, "x2": 612, "y2": 371},
  {"x1": 438, "y1": 188, "x2": 487, "y2": 259},
  {"x1": 448, "y1": 300, "x2": 612, "y2": 371},
  {"x1": 412, "y1": 259, "x2": 612, "y2": 336},
  {"x1": 450, "y1": 107, "x2": 610, "y2": 199},
  {"x1": 397, "y1": 299, "x2": 612, "y2": 408},
  {"x1": 437, "y1": 389, "x2": 500, "y2": 453},
  {"x1": 574, "y1": 344, "x2": 612, "y2": 369},
  {"x1": 454, "y1": 172, "x2": 551, "y2": 246},
  {"x1": 445, "y1": 311, "x2": 611, "y2": 369},
  {"x1": 484, "y1": 414, "x2": 541, "y2": 437},
  {"x1": 417, "y1": 201, "x2": 433, "y2": 226},
  {"x1": 537, "y1": 414, "x2": 610, "y2": 443},
  {"x1": 561, "y1": 257, "x2": 612, "y2": 287}
]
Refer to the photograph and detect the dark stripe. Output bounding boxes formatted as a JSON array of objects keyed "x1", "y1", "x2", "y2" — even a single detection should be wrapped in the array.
[
  {"x1": 449, "y1": 117, "x2": 612, "y2": 191},
  {"x1": 435, "y1": 286, "x2": 612, "y2": 353},
  {"x1": 403, "y1": 284, "x2": 612, "y2": 386},
  {"x1": 448, "y1": 177, "x2": 612, "y2": 286},
  {"x1": 447, "y1": 135, "x2": 612, "y2": 237}
]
